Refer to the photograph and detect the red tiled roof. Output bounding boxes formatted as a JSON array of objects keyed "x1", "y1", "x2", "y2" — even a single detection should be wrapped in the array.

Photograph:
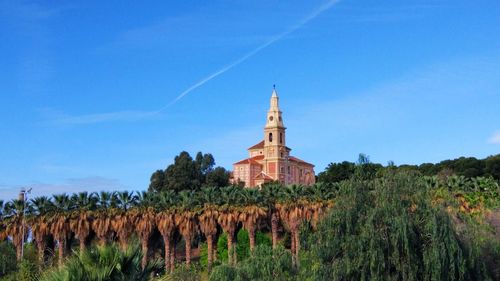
[
  {"x1": 248, "y1": 140, "x2": 265, "y2": 150},
  {"x1": 248, "y1": 140, "x2": 291, "y2": 151},
  {"x1": 233, "y1": 155, "x2": 264, "y2": 165},
  {"x1": 289, "y1": 156, "x2": 314, "y2": 167}
]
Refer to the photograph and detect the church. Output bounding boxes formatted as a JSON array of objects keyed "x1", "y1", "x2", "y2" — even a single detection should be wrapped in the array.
[{"x1": 231, "y1": 87, "x2": 315, "y2": 187}]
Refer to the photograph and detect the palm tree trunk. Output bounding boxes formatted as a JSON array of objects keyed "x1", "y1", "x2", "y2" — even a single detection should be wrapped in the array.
[
  {"x1": 58, "y1": 239, "x2": 65, "y2": 267},
  {"x1": 163, "y1": 235, "x2": 171, "y2": 273},
  {"x1": 233, "y1": 240, "x2": 238, "y2": 264},
  {"x1": 184, "y1": 235, "x2": 191, "y2": 267},
  {"x1": 207, "y1": 235, "x2": 214, "y2": 272},
  {"x1": 294, "y1": 230, "x2": 300, "y2": 267},
  {"x1": 37, "y1": 239, "x2": 46, "y2": 266},
  {"x1": 213, "y1": 238, "x2": 218, "y2": 262},
  {"x1": 290, "y1": 230, "x2": 296, "y2": 265},
  {"x1": 119, "y1": 239, "x2": 126, "y2": 252},
  {"x1": 15, "y1": 239, "x2": 22, "y2": 261},
  {"x1": 227, "y1": 234, "x2": 233, "y2": 265},
  {"x1": 141, "y1": 239, "x2": 148, "y2": 269},
  {"x1": 271, "y1": 212, "x2": 279, "y2": 249},
  {"x1": 99, "y1": 237, "x2": 106, "y2": 247},
  {"x1": 79, "y1": 238, "x2": 85, "y2": 253},
  {"x1": 248, "y1": 226, "x2": 256, "y2": 253},
  {"x1": 170, "y1": 240, "x2": 175, "y2": 272},
  {"x1": 119, "y1": 235, "x2": 128, "y2": 251}
]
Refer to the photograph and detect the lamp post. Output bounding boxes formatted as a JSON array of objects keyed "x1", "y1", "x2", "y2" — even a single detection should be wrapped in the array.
[{"x1": 20, "y1": 187, "x2": 32, "y2": 260}]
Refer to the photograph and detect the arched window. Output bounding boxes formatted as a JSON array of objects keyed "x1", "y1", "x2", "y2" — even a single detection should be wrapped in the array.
[
  {"x1": 269, "y1": 132, "x2": 273, "y2": 142},
  {"x1": 279, "y1": 133, "x2": 283, "y2": 144}
]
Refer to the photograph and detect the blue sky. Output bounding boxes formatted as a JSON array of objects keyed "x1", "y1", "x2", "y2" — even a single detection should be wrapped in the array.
[{"x1": 1, "y1": 0, "x2": 499, "y2": 200}]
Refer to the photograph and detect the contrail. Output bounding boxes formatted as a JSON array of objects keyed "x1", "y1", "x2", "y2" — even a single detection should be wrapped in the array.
[{"x1": 157, "y1": 0, "x2": 340, "y2": 112}]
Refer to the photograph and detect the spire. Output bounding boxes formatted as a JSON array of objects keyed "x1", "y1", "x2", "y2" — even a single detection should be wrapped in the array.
[
  {"x1": 272, "y1": 84, "x2": 277, "y2": 97},
  {"x1": 270, "y1": 85, "x2": 279, "y2": 110}
]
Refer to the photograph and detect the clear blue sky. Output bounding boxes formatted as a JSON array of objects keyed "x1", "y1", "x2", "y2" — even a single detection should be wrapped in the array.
[{"x1": 1, "y1": 0, "x2": 499, "y2": 199}]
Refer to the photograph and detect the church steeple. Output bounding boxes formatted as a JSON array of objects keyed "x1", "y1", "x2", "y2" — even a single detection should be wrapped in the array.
[
  {"x1": 264, "y1": 86, "x2": 287, "y2": 160},
  {"x1": 266, "y1": 86, "x2": 284, "y2": 129}
]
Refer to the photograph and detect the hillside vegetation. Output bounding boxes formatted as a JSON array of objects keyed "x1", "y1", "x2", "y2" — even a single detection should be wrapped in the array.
[{"x1": 0, "y1": 155, "x2": 499, "y2": 280}]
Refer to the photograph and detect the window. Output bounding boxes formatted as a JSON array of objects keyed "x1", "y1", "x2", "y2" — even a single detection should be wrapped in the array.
[
  {"x1": 280, "y1": 166, "x2": 284, "y2": 173},
  {"x1": 280, "y1": 133, "x2": 283, "y2": 144},
  {"x1": 280, "y1": 152, "x2": 283, "y2": 158},
  {"x1": 287, "y1": 166, "x2": 291, "y2": 174},
  {"x1": 269, "y1": 132, "x2": 273, "y2": 142}
]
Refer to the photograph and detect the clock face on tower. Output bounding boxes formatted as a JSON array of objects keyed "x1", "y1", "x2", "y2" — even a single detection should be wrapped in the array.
[{"x1": 269, "y1": 116, "x2": 273, "y2": 121}]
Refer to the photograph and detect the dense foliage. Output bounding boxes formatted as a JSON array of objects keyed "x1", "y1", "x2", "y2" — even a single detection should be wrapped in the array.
[
  {"x1": 149, "y1": 151, "x2": 230, "y2": 192},
  {"x1": 0, "y1": 154, "x2": 499, "y2": 281},
  {"x1": 318, "y1": 154, "x2": 500, "y2": 183},
  {"x1": 302, "y1": 173, "x2": 493, "y2": 281},
  {"x1": 41, "y1": 244, "x2": 161, "y2": 281},
  {"x1": 209, "y1": 245, "x2": 295, "y2": 281}
]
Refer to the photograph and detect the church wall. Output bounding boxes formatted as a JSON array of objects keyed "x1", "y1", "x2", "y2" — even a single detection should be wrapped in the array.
[
  {"x1": 249, "y1": 149, "x2": 263, "y2": 157},
  {"x1": 233, "y1": 164, "x2": 250, "y2": 187}
]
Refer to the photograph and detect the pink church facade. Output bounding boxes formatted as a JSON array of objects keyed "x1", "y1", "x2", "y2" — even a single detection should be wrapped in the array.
[{"x1": 230, "y1": 88, "x2": 315, "y2": 187}]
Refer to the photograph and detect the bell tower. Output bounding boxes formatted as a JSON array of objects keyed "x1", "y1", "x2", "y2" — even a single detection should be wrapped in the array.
[{"x1": 263, "y1": 86, "x2": 288, "y2": 183}]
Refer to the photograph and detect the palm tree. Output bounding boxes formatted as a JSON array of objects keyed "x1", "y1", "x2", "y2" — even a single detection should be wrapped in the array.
[
  {"x1": 174, "y1": 190, "x2": 198, "y2": 267},
  {"x1": 111, "y1": 191, "x2": 137, "y2": 252},
  {"x1": 218, "y1": 186, "x2": 242, "y2": 265},
  {"x1": 155, "y1": 190, "x2": 177, "y2": 273},
  {"x1": 239, "y1": 188, "x2": 266, "y2": 253},
  {"x1": 262, "y1": 183, "x2": 283, "y2": 249},
  {"x1": 70, "y1": 192, "x2": 96, "y2": 252},
  {"x1": 277, "y1": 185, "x2": 306, "y2": 263},
  {"x1": 4, "y1": 199, "x2": 26, "y2": 260},
  {"x1": 92, "y1": 191, "x2": 114, "y2": 246},
  {"x1": 29, "y1": 196, "x2": 53, "y2": 265},
  {"x1": 131, "y1": 191, "x2": 156, "y2": 269},
  {"x1": 41, "y1": 244, "x2": 161, "y2": 281},
  {"x1": 50, "y1": 194, "x2": 73, "y2": 266},
  {"x1": 198, "y1": 187, "x2": 220, "y2": 271},
  {"x1": 304, "y1": 183, "x2": 335, "y2": 230}
]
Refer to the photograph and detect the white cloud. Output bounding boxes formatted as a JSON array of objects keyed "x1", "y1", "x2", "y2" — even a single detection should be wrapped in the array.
[
  {"x1": 489, "y1": 131, "x2": 500, "y2": 144},
  {"x1": 0, "y1": 176, "x2": 128, "y2": 201}
]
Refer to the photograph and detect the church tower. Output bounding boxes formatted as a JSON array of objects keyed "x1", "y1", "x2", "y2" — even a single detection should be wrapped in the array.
[
  {"x1": 263, "y1": 86, "x2": 290, "y2": 183},
  {"x1": 231, "y1": 85, "x2": 316, "y2": 187}
]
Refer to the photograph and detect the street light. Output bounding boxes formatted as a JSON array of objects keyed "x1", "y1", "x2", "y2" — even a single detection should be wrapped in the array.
[{"x1": 20, "y1": 187, "x2": 32, "y2": 260}]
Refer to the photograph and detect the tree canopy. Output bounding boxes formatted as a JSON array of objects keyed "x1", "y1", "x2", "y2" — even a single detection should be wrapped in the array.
[
  {"x1": 148, "y1": 151, "x2": 230, "y2": 192},
  {"x1": 318, "y1": 154, "x2": 500, "y2": 183}
]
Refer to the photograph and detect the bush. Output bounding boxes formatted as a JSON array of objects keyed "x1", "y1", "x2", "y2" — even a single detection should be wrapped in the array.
[
  {"x1": 40, "y1": 244, "x2": 161, "y2": 281},
  {"x1": 0, "y1": 241, "x2": 17, "y2": 277},
  {"x1": 157, "y1": 264, "x2": 202, "y2": 281},
  {"x1": 206, "y1": 229, "x2": 271, "y2": 265},
  {"x1": 209, "y1": 245, "x2": 295, "y2": 281}
]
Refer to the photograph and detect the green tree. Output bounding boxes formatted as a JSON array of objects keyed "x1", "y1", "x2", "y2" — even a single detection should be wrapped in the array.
[
  {"x1": 317, "y1": 161, "x2": 356, "y2": 183},
  {"x1": 301, "y1": 172, "x2": 492, "y2": 281},
  {"x1": 148, "y1": 170, "x2": 165, "y2": 192},
  {"x1": 149, "y1": 151, "x2": 230, "y2": 192},
  {"x1": 484, "y1": 155, "x2": 500, "y2": 180},
  {"x1": 205, "y1": 167, "x2": 230, "y2": 188}
]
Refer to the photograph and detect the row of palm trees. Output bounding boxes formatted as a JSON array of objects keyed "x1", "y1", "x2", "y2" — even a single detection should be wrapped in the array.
[{"x1": 0, "y1": 183, "x2": 336, "y2": 272}]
